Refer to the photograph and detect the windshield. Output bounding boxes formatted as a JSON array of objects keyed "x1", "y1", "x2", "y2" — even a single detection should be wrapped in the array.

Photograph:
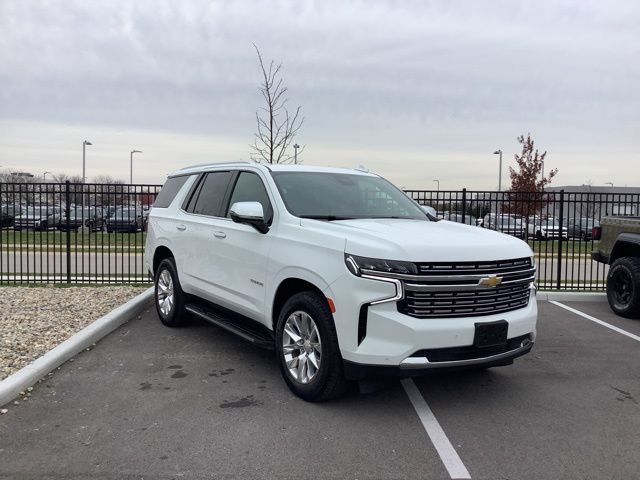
[{"x1": 271, "y1": 172, "x2": 428, "y2": 220}]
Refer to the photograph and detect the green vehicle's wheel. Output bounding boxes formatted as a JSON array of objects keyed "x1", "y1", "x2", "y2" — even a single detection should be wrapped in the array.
[{"x1": 607, "y1": 257, "x2": 640, "y2": 318}]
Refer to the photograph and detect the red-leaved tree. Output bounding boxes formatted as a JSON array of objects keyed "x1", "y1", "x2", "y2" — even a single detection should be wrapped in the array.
[{"x1": 507, "y1": 134, "x2": 557, "y2": 217}]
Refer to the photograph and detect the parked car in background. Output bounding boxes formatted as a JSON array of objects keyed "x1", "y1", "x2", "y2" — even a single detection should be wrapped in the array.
[
  {"x1": 106, "y1": 207, "x2": 144, "y2": 232},
  {"x1": 443, "y1": 212, "x2": 477, "y2": 226},
  {"x1": 567, "y1": 217, "x2": 600, "y2": 240},
  {"x1": 527, "y1": 216, "x2": 568, "y2": 240},
  {"x1": 14, "y1": 205, "x2": 61, "y2": 231},
  {"x1": 483, "y1": 213, "x2": 526, "y2": 239},
  {"x1": 0, "y1": 204, "x2": 24, "y2": 228},
  {"x1": 95, "y1": 205, "x2": 117, "y2": 221},
  {"x1": 57, "y1": 207, "x2": 104, "y2": 232}
]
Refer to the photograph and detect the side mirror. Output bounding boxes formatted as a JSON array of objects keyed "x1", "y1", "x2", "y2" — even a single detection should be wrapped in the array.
[{"x1": 229, "y1": 201, "x2": 269, "y2": 234}]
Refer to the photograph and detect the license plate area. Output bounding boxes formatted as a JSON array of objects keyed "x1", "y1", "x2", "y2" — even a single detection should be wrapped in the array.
[{"x1": 473, "y1": 320, "x2": 508, "y2": 348}]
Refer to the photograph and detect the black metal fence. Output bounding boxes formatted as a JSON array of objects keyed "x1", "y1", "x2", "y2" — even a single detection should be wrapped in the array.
[
  {"x1": 406, "y1": 189, "x2": 640, "y2": 291},
  {"x1": 1, "y1": 182, "x2": 637, "y2": 290},
  {"x1": 0, "y1": 182, "x2": 160, "y2": 284}
]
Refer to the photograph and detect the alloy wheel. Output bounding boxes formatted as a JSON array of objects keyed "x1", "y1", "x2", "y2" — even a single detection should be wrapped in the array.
[
  {"x1": 282, "y1": 311, "x2": 322, "y2": 384},
  {"x1": 157, "y1": 269, "x2": 175, "y2": 316}
]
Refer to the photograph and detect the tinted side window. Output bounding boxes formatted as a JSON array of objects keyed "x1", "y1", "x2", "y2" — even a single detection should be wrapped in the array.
[
  {"x1": 226, "y1": 172, "x2": 273, "y2": 223},
  {"x1": 182, "y1": 174, "x2": 205, "y2": 213},
  {"x1": 154, "y1": 175, "x2": 190, "y2": 208},
  {"x1": 192, "y1": 171, "x2": 234, "y2": 217}
]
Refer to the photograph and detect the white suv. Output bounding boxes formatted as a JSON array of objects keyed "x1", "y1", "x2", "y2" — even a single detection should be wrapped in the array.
[{"x1": 145, "y1": 162, "x2": 537, "y2": 401}]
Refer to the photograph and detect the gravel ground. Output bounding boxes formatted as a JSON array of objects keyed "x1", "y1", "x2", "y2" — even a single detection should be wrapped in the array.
[{"x1": 0, "y1": 286, "x2": 147, "y2": 381}]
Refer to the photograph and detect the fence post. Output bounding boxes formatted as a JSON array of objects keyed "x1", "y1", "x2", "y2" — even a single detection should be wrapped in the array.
[
  {"x1": 461, "y1": 188, "x2": 467, "y2": 224},
  {"x1": 556, "y1": 189, "x2": 564, "y2": 290},
  {"x1": 65, "y1": 181, "x2": 71, "y2": 284}
]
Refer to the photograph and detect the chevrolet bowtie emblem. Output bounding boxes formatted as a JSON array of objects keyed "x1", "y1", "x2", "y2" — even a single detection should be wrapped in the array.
[{"x1": 479, "y1": 275, "x2": 502, "y2": 287}]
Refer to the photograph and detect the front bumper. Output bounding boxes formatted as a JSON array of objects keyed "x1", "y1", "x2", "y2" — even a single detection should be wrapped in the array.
[
  {"x1": 327, "y1": 273, "x2": 538, "y2": 371},
  {"x1": 344, "y1": 337, "x2": 533, "y2": 380}
]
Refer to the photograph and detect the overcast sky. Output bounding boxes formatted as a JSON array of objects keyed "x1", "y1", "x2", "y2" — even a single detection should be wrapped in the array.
[{"x1": 1, "y1": 0, "x2": 638, "y2": 188}]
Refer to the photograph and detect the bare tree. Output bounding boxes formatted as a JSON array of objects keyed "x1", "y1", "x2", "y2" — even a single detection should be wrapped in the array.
[
  {"x1": 250, "y1": 44, "x2": 304, "y2": 164},
  {"x1": 53, "y1": 173, "x2": 84, "y2": 183},
  {"x1": 93, "y1": 175, "x2": 125, "y2": 185}
]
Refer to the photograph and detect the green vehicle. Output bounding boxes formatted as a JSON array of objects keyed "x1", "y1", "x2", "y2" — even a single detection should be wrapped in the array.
[{"x1": 592, "y1": 216, "x2": 640, "y2": 318}]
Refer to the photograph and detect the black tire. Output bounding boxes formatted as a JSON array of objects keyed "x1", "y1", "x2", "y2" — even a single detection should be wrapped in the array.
[
  {"x1": 275, "y1": 291, "x2": 350, "y2": 402},
  {"x1": 606, "y1": 256, "x2": 640, "y2": 319},
  {"x1": 535, "y1": 230, "x2": 543, "y2": 241},
  {"x1": 154, "y1": 257, "x2": 189, "y2": 327}
]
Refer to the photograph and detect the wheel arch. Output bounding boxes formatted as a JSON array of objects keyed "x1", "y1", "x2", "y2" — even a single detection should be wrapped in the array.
[
  {"x1": 152, "y1": 245, "x2": 175, "y2": 275},
  {"x1": 610, "y1": 233, "x2": 640, "y2": 263},
  {"x1": 271, "y1": 277, "x2": 333, "y2": 331}
]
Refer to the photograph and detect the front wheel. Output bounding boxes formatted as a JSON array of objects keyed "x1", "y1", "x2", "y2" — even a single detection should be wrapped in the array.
[
  {"x1": 154, "y1": 257, "x2": 188, "y2": 327},
  {"x1": 275, "y1": 291, "x2": 349, "y2": 402},
  {"x1": 606, "y1": 257, "x2": 640, "y2": 318}
]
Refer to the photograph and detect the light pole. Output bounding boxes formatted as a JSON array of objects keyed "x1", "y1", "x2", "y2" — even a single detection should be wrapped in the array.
[
  {"x1": 43, "y1": 171, "x2": 51, "y2": 182},
  {"x1": 433, "y1": 179, "x2": 440, "y2": 191},
  {"x1": 493, "y1": 149, "x2": 503, "y2": 191},
  {"x1": 82, "y1": 140, "x2": 93, "y2": 183},
  {"x1": 130, "y1": 150, "x2": 142, "y2": 184},
  {"x1": 293, "y1": 144, "x2": 300, "y2": 164},
  {"x1": 541, "y1": 160, "x2": 545, "y2": 182}
]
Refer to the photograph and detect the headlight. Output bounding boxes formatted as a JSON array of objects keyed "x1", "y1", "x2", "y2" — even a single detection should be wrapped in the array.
[{"x1": 344, "y1": 254, "x2": 417, "y2": 277}]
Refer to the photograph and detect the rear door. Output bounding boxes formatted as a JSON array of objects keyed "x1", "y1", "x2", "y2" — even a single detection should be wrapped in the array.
[{"x1": 178, "y1": 170, "x2": 235, "y2": 303}]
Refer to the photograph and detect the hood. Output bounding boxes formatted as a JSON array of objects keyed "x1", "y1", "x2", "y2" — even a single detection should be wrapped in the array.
[{"x1": 301, "y1": 218, "x2": 533, "y2": 262}]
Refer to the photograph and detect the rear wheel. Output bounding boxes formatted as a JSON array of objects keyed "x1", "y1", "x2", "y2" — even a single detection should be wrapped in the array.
[
  {"x1": 154, "y1": 257, "x2": 188, "y2": 327},
  {"x1": 607, "y1": 257, "x2": 640, "y2": 318},
  {"x1": 275, "y1": 291, "x2": 349, "y2": 401}
]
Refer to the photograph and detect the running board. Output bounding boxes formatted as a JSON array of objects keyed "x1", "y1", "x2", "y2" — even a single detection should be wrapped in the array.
[{"x1": 185, "y1": 303, "x2": 275, "y2": 350}]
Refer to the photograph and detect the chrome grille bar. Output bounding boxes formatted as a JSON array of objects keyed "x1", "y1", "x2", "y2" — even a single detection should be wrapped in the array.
[{"x1": 397, "y1": 257, "x2": 534, "y2": 318}]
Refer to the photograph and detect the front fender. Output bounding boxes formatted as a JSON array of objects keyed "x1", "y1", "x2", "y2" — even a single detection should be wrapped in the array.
[{"x1": 266, "y1": 266, "x2": 336, "y2": 323}]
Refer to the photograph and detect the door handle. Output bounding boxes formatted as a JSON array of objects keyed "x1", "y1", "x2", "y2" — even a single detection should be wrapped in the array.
[
  {"x1": 213, "y1": 231, "x2": 227, "y2": 239},
  {"x1": 176, "y1": 224, "x2": 186, "y2": 231}
]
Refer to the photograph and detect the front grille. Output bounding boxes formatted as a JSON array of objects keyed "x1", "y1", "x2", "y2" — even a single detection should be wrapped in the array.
[{"x1": 398, "y1": 257, "x2": 534, "y2": 318}]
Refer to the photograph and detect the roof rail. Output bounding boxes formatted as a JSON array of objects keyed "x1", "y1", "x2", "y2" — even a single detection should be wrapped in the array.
[{"x1": 178, "y1": 160, "x2": 254, "y2": 171}]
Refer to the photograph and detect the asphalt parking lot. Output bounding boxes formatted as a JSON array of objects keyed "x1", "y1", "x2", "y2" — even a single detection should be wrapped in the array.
[{"x1": 1, "y1": 299, "x2": 639, "y2": 480}]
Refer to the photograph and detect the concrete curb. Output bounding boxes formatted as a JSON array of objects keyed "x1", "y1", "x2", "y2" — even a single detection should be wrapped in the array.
[
  {"x1": 537, "y1": 291, "x2": 606, "y2": 302},
  {"x1": 0, "y1": 287, "x2": 154, "y2": 407}
]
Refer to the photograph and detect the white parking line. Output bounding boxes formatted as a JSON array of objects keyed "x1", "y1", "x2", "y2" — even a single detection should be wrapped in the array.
[
  {"x1": 401, "y1": 378, "x2": 471, "y2": 479},
  {"x1": 550, "y1": 301, "x2": 640, "y2": 343}
]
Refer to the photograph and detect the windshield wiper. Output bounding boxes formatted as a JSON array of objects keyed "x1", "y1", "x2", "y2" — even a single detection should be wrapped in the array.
[{"x1": 299, "y1": 215, "x2": 356, "y2": 221}]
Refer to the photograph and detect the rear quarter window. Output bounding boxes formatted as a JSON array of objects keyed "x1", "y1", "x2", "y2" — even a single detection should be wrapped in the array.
[{"x1": 154, "y1": 175, "x2": 191, "y2": 208}]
